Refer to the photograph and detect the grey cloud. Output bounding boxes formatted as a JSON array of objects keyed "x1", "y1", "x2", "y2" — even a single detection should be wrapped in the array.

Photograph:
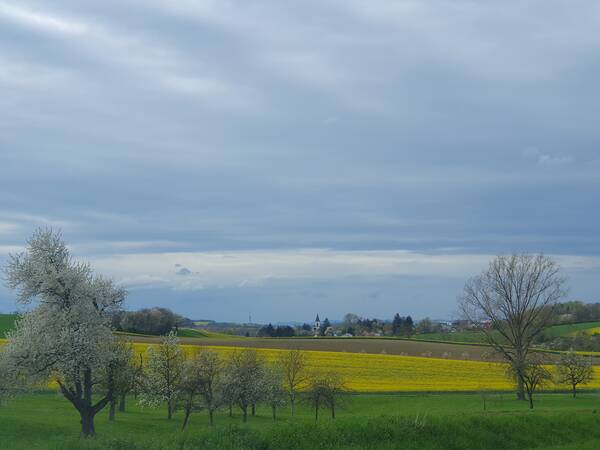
[
  {"x1": 0, "y1": 0, "x2": 599, "y2": 318},
  {"x1": 175, "y1": 267, "x2": 192, "y2": 276}
]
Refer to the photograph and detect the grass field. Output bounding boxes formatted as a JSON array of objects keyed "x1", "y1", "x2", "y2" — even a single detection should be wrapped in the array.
[
  {"x1": 1, "y1": 392, "x2": 600, "y2": 449},
  {"x1": 540, "y1": 321, "x2": 600, "y2": 339},
  {"x1": 0, "y1": 314, "x2": 17, "y2": 338},
  {"x1": 413, "y1": 321, "x2": 600, "y2": 344}
]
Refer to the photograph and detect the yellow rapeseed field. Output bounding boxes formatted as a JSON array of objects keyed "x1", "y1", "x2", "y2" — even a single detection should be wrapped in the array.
[
  {"x1": 132, "y1": 342, "x2": 600, "y2": 392},
  {"x1": 3, "y1": 338, "x2": 600, "y2": 392}
]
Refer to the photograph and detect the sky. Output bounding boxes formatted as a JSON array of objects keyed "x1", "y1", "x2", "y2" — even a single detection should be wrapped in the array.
[{"x1": 1, "y1": 1, "x2": 599, "y2": 323}]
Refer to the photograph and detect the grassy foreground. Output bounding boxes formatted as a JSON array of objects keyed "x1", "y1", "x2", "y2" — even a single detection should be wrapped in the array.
[{"x1": 2, "y1": 392, "x2": 600, "y2": 449}]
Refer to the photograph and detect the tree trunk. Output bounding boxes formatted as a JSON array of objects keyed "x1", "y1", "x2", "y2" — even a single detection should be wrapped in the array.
[
  {"x1": 167, "y1": 400, "x2": 173, "y2": 420},
  {"x1": 331, "y1": 400, "x2": 335, "y2": 419},
  {"x1": 572, "y1": 383, "x2": 577, "y2": 398},
  {"x1": 528, "y1": 393, "x2": 534, "y2": 409},
  {"x1": 209, "y1": 409, "x2": 214, "y2": 426},
  {"x1": 517, "y1": 375, "x2": 526, "y2": 400},
  {"x1": 251, "y1": 403, "x2": 256, "y2": 416},
  {"x1": 315, "y1": 398, "x2": 319, "y2": 421},
  {"x1": 57, "y1": 368, "x2": 111, "y2": 438},
  {"x1": 80, "y1": 410, "x2": 96, "y2": 437},
  {"x1": 182, "y1": 409, "x2": 191, "y2": 430},
  {"x1": 290, "y1": 397, "x2": 295, "y2": 417},
  {"x1": 119, "y1": 393, "x2": 126, "y2": 412},
  {"x1": 108, "y1": 398, "x2": 116, "y2": 421},
  {"x1": 81, "y1": 368, "x2": 97, "y2": 437},
  {"x1": 272, "y1": 405, "x2": 276, "y2": 421},
  {"x1": 242, "y1": 406, "x2": 248, "y2": 422}
]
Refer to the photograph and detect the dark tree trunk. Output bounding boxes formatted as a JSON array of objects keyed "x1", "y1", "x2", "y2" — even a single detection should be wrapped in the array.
[
  {"x1": 209, "y1": 409, "x2": 214, "y2": 426},
  {"x1": 517, "y1": 375, "x2": 525, "y2": 400},
  {"x1": 242, "y1": 406, "x2": 248, "y2": 422},
  {"x1": 315, "y1": 398, "x2": 319, "y2": 421},
  {"x1": 528, "y1": 393, "x2": 534, "y2": 409},
  {"x1": 108, "y1": 398, "x2": 116, "y2": 421},
  {"x1": 80, "y1": 410, "x2": 96, "y2": 437},
  {"x1": 252, "y1": 403, "x2": 256, "y2": 416},
  {"x1": 331, "y1": 400, "x2": 335, "y2": 419},
  {"x1": 119, "y1": 393, "x2": 126, "y2": 412},
  {"x1": 290, "y1": 396, "x2": 295, "y2": 417},
  {"x1": 59, "y1": 368, "x2": 111, "y2": 437},
  {"x1": 272, "y1": 405, "x2": 276, "y2": 421},
  {"x1": 572, "y1": 384, "x2": 577, "y2": 398},
  {"x1": 182, "y1": 408, "x2": 191, "y2": 430},
  {"x1": 167, "y1": 400, "x2": 173, "y2": 420}
]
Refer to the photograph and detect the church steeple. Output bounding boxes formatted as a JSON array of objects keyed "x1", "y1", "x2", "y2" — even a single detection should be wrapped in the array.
[{"x1": 313, "y1": 314, "x2": 321, "y2": 336}]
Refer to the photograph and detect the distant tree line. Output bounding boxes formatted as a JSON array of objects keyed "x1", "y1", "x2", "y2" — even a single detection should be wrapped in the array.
[
  {"x1": 257, "y1": 323, "x2": 295, "y2": 338},
  {"x1": 111, "y1": 307, "x2": 189, "y2": 336},
  {"x1": 550, "y1": 301, "x2": 600, "y2": 324}
]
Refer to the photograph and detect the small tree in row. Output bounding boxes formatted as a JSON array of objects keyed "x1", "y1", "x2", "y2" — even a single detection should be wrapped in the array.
[
  {"x1": 139, "y1": 332, "x2": 185, "y2": 420},
  {"x1": 556, "y1": 351, "x2": 594, "y2": 398},
  {"x1": 306, "y1": 371, "x2": 348, "y2": 420},
  {"x1": 504, "y1": 351, "x2": 594, "y2": 409},
  {"x1": 177, "y1": 349, "x2": 223, "y2": 429},
  {"x1": 277, "y1": 349, "x2": 307, "y2": 416}
]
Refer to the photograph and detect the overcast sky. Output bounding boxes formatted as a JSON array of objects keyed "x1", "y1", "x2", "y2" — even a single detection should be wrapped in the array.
[{"x1": 1, "y1": 1, "x2": 599, "y2": 322}]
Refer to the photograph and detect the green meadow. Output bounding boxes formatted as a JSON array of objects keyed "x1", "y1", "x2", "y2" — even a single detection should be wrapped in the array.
[{"x1": 2, "y1": 392, "x2": 600, "y2": 450}]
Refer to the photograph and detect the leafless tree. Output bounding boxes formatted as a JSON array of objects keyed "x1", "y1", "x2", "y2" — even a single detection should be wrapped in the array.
[
  {"x1": 276, "y1": 349, "x2": 307, "y2": 416},
  {"x1": 221, "y1": 349, "x2": 265, "y2": 422},
  {"x1": 101, "y1": 340, "x2": 135, "y2": 421},
  {"x1": 459, "y1": 254, "x2": 566, "y2": 400},
  {"x1": 177, "y1": 359, "x2": 204, "y2": 430},
  {"x1": 261, "y1": 367, "x2": 286, "y2": 420},
  {"x1": 556, "y1": 351, "x2": 594, "y2": 398},
  {"x1": 117, "y1": 352, "x2": 144, "y2": 414},
  {"x1": 509, "y1": 355, "x2": 551, "y2": 409},
  {"x1": 195, "y1": 349, "x2": 223, "y2": 426},
  {"x1": 306, "y1": 370, "x2": 347, "y2": 420}
]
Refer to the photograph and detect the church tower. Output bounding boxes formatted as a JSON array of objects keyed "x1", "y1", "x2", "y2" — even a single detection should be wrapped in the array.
[{"x1": 313, "y1": 314, "x2": 321, "y2": 335}]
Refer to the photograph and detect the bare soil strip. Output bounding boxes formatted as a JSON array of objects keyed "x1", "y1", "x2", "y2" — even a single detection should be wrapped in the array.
[{"x1": 128, "y1": 336, "x2": 500, "y2": 361}]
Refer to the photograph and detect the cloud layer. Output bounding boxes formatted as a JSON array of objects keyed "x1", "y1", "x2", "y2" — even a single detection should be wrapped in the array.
[{"x1": 1, "y1": 1, "x2": 599, "y2": 320}]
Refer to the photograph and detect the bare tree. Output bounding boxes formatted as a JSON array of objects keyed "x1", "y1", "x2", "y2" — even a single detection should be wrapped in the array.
[
  {"x1": 459, "y1": 254, "x2": 565, "y2": 400},
  {"x1": 306, "y1": 371, "x2": 347, "y2": 420},
  {"x1": 221, "y1": 349, "x2": 265, "y2": 422},
  {"x1": 276, "y1": 349, "x2": 307, "y2": 416},
  {"x1": 139, "y1": 332, "x2": 185, "y2": 419},
  {"x1": 2, "y1": 229, "x2": 126, "y2": 436},
  {"x1": 194, "y1": 349, "x2": 223, "y2": 426},
  {"x1": 102, "y1": 340, "x2": 135, "y2": 421},
  {"x1": 117, "y1": 352, "x2": 144, "y2": 413},
  {"x1": 509, "y1": 355, "x2": 551, "y2": 409},
  {"x1": 261, "y1": 367, "x2": 286, "y2": 420},
  {"x1": 556, "y1": 351, "x2": 594, "y2": 398},
  {"x1": 177, "y1": 359, "x2": 204, "y2": 430}
]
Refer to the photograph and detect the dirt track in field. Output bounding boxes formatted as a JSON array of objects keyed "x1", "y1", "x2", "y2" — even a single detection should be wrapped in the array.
[{"x1": 130, "y1": 336, "x2": 503, "y2": 361}]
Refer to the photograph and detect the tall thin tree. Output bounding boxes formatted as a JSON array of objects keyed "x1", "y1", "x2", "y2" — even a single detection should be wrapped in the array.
[{"x1": 459, "y1": 254, "x2": 565, "y2": 400}]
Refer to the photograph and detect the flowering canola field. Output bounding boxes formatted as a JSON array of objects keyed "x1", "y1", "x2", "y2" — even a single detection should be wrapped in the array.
[
  {"x1": 3, "y1": 338, "x2": 600, "y2": 392},
  {"x1": 132, "y1": 342, "x2": 600, "y2": 393}
]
